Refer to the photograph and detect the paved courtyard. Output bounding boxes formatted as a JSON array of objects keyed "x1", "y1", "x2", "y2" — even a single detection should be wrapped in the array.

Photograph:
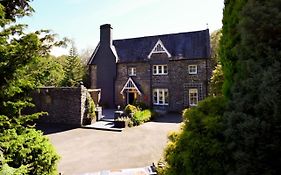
[{"x1": 44, "y1": 113, "x2": 182, "y2": 175}]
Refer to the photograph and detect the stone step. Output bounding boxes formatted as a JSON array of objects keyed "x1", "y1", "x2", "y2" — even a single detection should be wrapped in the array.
[{"x1": 82, "y1": 121, "x2": 123, "y2": 132}]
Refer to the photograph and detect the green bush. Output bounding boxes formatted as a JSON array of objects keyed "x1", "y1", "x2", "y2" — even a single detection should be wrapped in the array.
[
  {"x1": 124, "y1": 104, "x2": 138, "y2": 115},
  {"x1": 133, "y1": 101, "x2": 149, "y2": 110},
  {"x1": 0, "y1": 128, "x2": 60, "y2": 175},
  {"x1": 86, "y1": 93, "x2": 96, "y2": 120},
  {"x1": 132, "y1": 109, "x2": 152, "y2": 126},
  {"x1": 162, "y1": 96, "x2": 228, "y2": 175}
]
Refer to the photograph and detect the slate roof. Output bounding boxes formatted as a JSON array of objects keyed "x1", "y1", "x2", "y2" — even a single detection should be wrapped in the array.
[{"x1": 113, "y1": 29, "x2": 210, "y2": 63}]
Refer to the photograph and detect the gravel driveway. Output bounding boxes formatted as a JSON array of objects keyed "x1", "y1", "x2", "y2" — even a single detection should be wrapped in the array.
[{"x1": 44, "y1": 114, "x2": 181, "y2": 175}]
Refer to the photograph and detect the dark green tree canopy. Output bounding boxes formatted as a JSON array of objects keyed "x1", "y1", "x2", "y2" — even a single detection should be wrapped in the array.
[{"x1": 0, "y1": 1, "x2": 60, "y2": 174}]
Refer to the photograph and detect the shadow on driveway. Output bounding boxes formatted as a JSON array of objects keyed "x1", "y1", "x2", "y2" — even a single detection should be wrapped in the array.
[
  {"x1": 152, "y1": 112, "x2": 183, "y2": 123},
  {"x1": 36, "y1": 123, "x2": 78, "y2": 135}
]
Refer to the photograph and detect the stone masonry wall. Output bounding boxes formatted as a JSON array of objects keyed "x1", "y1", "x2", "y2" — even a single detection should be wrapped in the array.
[
  {"x1": 31, "y1": 85, "x2": 88, "y2": 126},
  {"x1": 114, "y1": 55, "x2": 209, "y2": 112},
  {"x1": 115, "y1": 62, "x2": 151, "y2": 107}
]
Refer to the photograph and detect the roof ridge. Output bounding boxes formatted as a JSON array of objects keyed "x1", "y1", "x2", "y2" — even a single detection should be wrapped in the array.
[{"x1": 113, "y1": 29, "x2": 209, "y2": 42}]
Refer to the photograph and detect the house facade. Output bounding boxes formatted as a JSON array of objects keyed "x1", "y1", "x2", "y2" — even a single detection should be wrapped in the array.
[{"x1": 88, "y1": 24, "x2": 211, "y2": 112}]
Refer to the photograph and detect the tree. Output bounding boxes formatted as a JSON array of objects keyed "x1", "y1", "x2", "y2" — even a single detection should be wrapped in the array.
[
  {"x1": 209, "y1": 29, "x2": 224, "y2": 96},
  {"x1": 27, "y1": 55, "x2": 65, "y2": 87},
  {"x1": 0, "y1": 1, "x2": 60, "y2": 174},
  {"x1": 60, "y1": 41, "x2": 85, "y2": 87},
  {"x1": 221, "y1": 0, "x2": 281, "y2": 174},
  {"x1": 219, "y1": 0, "x2": 247, "y2": 98}
]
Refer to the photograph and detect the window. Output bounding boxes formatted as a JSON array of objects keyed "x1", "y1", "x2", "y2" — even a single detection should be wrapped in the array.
[
  {"x1": 188, "y1": 65, "x2": 197, "y2": 74},
  {"x1": 128, "y1": 67, "x2": 136, "y2": 76},
  {"x1": 153, "y1": 89, "x2": 169, "y2": 105},
  {"x1": 153, "y1": 65, "x2": 168, "y2": 75},
  {"x1": 148, "y1": 39, "x2": 171, "y2": 58},
  {"x1": 154, "y1": 43, "x2": 165, "y2": 52},
  {"x1": 189, "y1": 89, "x2": 198, "y2": 106}
]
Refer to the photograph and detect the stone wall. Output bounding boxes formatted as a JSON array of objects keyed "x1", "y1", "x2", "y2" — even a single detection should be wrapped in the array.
[
  {"x1": 31, "y1": 85, "x2": 89, "y2": 126},
  {"x1": 114, "y1": 56, "x2": 209, "y2": 112},
  {"x1": 115, "y1": 62, "x2": 151, "y2": 107}
]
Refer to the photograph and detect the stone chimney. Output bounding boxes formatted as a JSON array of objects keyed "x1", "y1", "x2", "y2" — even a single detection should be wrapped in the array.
[{"x1": 100, "y1": 24, "x2": 112, "y2": 46}]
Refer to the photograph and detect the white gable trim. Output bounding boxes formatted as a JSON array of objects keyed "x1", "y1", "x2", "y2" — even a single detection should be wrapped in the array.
[
  {"x1": 110, "y1": 44, "x2": 119, "y2": 63},
  {"x1": 87, "y1": 42, "x2": 100, "y2": 65},
  {"x1": 120, "y1": 77, "x2": 141, "y2": 95},
  {"x1": 148, "y1": 39, "x2": 171, "y2": 58},
  {"x1": 87, "y1": 42, "x2": 119, "y2": 64}
]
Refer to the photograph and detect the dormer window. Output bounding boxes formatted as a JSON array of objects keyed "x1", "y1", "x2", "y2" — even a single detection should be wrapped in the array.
[
  {"x1": 128, "y1": 67, "x2": 136, "y2": 76},
  {"x1": 148, "y1": 39, "x2": 171, "y2": 58}
]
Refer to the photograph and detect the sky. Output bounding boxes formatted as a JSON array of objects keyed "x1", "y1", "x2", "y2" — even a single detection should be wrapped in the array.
[{"x1": 20, "y1": 0, "x2": 225, "y2": 56}]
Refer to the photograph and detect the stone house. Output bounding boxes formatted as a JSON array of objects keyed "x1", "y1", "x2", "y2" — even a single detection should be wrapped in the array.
[{"x1": 88, "y1": 24, "x2": 211, "y2": 112}]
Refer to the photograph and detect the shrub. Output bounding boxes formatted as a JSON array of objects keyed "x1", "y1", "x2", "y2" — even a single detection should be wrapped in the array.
[
  {"x1": 132, "y1": 109, "x2": 152, "y2": 126},
  {"x1": 124, "y1": 104, "x2": 138, "y2": 115},
  {"x1": 162, "y1": 96, "x2": 228, "y2": 175},
  {"x1": 86, "y1": 94, "x2": 96, "y2": 120},
  {"x1": 133, "y1": 101, "x2": 149, "y2": 110},
  {"x1": 0, "y1": 128, "x2": 60, "y2": 175}
]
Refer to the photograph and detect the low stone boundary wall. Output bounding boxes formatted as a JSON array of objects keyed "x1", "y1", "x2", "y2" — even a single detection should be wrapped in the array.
[{"x1": 31, "y1": 85, "x2": 89, "y2": 126}]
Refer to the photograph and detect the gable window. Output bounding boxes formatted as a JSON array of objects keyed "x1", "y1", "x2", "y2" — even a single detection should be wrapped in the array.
[
  {"x1": 128, "y1": 67, "x2": 136, "y2": 76},
  {"x1": 153, "y1": 65, "x2": 168, "y2": 75},
  {"x1": 189, "y1": 89, "x2": 198, "y2": 106},
  {"x1": 148, "y1": 39, "x2": 171, "y2": 58},
  {"x1": 153, "y1": 89, "x2": 168, "y2": 105},
  {"x1": 188, "y1": 65, "x2": 197, "y2": 74}
]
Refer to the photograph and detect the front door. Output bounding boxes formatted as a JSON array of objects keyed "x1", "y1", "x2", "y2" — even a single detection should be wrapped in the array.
[{"x1": 127, "y1": 92, "x2": 135, "y2": 104}]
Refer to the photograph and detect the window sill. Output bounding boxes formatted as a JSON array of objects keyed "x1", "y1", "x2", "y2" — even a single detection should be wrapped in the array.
[
  {"x1": 153, "y1": 74, "x2": 168, "y2": 76},
  {"x1": 153, "y1": 103, "x2": 169, "y2": 106}
]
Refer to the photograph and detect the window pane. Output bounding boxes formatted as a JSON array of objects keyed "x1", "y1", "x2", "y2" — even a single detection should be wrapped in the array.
[
  {"x1": 163, "y1": 65, "x2": 168, "y2": 74},
  {"x1": 159, "y1": 90, "x2": 163, "y2": 104},
  {"x1": 153, "y1": 66, "x2": 157, "y2": 74},
  {"x1": 153, "y1": 90, "x2": 158, "y2": 104},
  {"x1": 164, "y1": 90, "x2": 169, "y2": 104},
  {"x1": 188, "y1": 65, "x2": 197, "y2": 74},
  {"x1": 189, "y1": 89, "x2": 198, "y2": 106}
]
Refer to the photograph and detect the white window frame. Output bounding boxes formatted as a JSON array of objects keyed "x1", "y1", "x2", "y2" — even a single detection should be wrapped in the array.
[
  {"x1": 189, "y1": 88, "x2": 198, "y2": 106},
  {"x1": 153, "y1": 65, "x2": 168, "y2": 75},
  {"x1": 153, "y1": 89, "x2": 169, "y2": 105},
  {"x1": 188, "y1": 65, "x2": 198, "y2": 75},
  {"x1": 128, "y1": 67, "x2": 136, "y2": 76}
]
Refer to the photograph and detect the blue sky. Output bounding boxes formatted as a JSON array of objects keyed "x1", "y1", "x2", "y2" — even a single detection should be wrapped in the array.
[{"x1": 21, "y1": 0, "x2": 224, "y2": 56}]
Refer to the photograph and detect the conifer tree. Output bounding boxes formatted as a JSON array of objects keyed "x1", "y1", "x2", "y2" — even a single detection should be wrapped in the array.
[
  {"x1": 61, "y1": 42, "x2": 85, "y2": 87},
  {"x1": 0, "y1": 1, "x2": 61, "y2": 174},
  {"x1": 221, "y1": 0, "x2": 281, "y2": 174}
]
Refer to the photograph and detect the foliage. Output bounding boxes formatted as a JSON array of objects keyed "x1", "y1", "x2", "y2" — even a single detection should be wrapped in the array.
[
  {"x1": 210, "y1": 29, "x2": 222, "y2": 67},
  {"x1": 219, "y1": 0, "x2": 247, "y2": 98},
  {"x1": 0, "y1": 129, "x2": 59, "y2": 175},
  {"x1": 60, "y1": 42, "x2": 85, "y2": 87},
  {"x1": 85, "y1": 93, "x2": 96, "y2": 120},
  {"x1": 27, "y1": 56, "x2": 65, "y2": 87},
  {"x1": 132, "y1": 109, "x2": 152, "y2": 126},
  {"x1": 161, "y1": 97, "x2": 227, "y2": 175},
  {"x1": 133, "y1": 101, "x2": 149, "y2": 110},
  {"x1": 209, "y1": 29, "x2": 224, "y2": 96},
  {"x1": 0, "y1": 1, "x2": 61, "y2": 174},
  {"x1": 124, "y1": 104, "x2": 138, "y2": 115},
  {"x1": 222, "y1": 0, "x2": 281, "y2": 174},
  {"x1": 209, "y1": 64, "x2": 224, "y2": 96}
]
